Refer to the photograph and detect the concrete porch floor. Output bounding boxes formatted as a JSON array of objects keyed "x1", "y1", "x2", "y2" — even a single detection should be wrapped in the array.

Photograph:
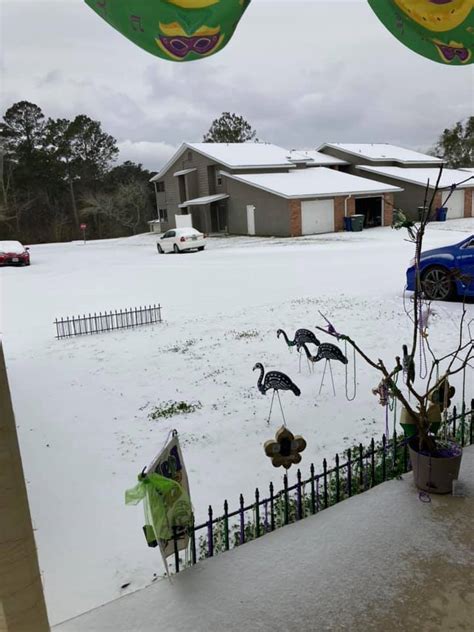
[{"x1": 55, "y1": 446, "x2": 474, "y2": 632}]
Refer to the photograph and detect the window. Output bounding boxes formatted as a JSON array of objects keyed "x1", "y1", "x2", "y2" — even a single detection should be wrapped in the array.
[
  {"x1": 159, "y1": 208, "x2": 168, "y2": 222},
  {"x1": 187, "y1": 151, "x2": 192, "y2": 161},
  {"x1": 163, "y1": 230, "x2": 175, "y2": 239},
  {"x1": 156, "y1": 181, "x2": 165, "y2": 193},
  {"x1": 216, "y1": 171, "x2": 223, "y2": 186}
]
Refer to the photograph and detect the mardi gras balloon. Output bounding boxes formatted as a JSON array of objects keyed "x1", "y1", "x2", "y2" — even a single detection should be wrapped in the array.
[
  {"x1": 368, "y1": 0, "x2": 473, "y2": 65},
  {"x1": 85, "y1": 0, "x2": 251, "y2": 62}
]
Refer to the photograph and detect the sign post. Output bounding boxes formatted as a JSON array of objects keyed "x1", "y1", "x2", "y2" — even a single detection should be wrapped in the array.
[{"x1": 80, "y1": 223, "x2": 87, "y2": 245}]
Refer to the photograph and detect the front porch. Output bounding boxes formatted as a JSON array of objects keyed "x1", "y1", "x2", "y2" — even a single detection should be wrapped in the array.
[
  {"x1": 55, "y1": 446, "x2": 474, "y2": 631},
  {"x1": 178, "y1": 194, "x2": 229, "y2": 234}
]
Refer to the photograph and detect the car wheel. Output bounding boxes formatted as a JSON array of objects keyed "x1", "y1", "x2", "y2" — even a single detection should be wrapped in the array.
[
  {"x1": 421, "y1": 266, "x2": 455, "y2": 301},
  {"x1": 173, "y1": 244, "x2": 180, "y2": 254},
  {"x1": 198, "y1": 246, "x2": 205, "y2": 251},
  {"x1": 157, "y1": 244, "x2": 163, "y2": 254}
]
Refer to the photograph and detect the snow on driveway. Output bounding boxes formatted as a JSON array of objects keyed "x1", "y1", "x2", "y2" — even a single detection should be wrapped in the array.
[{"x1": 1, "y1": 220, "x2": 472, "y2": 625}]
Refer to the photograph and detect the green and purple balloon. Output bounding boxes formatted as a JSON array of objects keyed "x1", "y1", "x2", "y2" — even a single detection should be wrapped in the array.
[
  {"x1": 368, "y1": 0, "x2": 473, "y2": 65},
  {"x1": 85, "y1": 0, "x2": 251, "y2": 62}
]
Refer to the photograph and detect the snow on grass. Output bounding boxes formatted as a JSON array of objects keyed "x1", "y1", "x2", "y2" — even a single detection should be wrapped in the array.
[{"x1": 1, "y1": 219, "x2": 473, "y2": 624}]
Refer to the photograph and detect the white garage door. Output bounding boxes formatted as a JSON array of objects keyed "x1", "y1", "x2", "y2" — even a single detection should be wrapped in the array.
[
  {"x1": 301, "y1": 199, "x2": 335, "y2": 235},
  {"x1": 445, "y1": 189, "x2": 464, "y2": 219}
]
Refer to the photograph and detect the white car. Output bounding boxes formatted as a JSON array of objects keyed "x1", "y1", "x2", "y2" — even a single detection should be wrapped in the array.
[{"x1": 157, "y1": 228, "x2": 206, "y2": 254}]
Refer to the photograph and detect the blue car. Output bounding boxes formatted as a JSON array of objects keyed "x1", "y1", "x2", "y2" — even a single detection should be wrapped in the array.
[{"x1": 406, "y1": 235, "x2": 474, "y2": 301}]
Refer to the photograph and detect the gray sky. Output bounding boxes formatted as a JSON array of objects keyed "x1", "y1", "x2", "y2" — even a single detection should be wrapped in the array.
[{"x1": 1, "y1": 0, "x2": 473, "y2": 171}]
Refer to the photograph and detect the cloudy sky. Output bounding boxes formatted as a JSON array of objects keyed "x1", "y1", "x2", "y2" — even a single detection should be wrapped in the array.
[{"x1": 1, "y1": 0, "x2": 472, "y2": 171}]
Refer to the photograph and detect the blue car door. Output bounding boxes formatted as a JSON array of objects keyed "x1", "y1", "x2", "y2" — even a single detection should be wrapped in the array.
[{"x1": 457, "y1": 237, "x2": 474, "y2": 296}]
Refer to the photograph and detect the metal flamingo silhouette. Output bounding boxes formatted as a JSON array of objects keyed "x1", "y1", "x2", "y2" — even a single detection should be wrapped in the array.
[
  {"x1": 300, "y1": 342, "x2": 348, "y2": 396},
  {"x1": 277, "y1": 328, "x2": 320, "y2": 373},
  {"x1": 253, "y1": 362, "x2": 301, "y2": 425}
]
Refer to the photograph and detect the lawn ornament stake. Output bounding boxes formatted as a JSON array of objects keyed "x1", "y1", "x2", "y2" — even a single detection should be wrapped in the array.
[
  {"x1": 264, "y1": 425, "x2": 307, "y2": 469},
  {"x1": 253, "y1": 362, "x2": 301, "y2": 425},
  {"x1": 277, "y1": 328, "x2": 320, "y2": 374},
  {"x1": 368, "y1": 0, "x2": 473, "y2": 65},
  {"x1": 85, "y1": 0, "x2": 252, "y2": 62},
  {"x1": 299, "y1": 342, "x2": 348, "y2": 396}
]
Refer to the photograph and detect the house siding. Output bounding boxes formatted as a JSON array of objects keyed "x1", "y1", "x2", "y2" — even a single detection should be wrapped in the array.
[{"x1": 225, "y1": 178, "x2": 292, "y2": 236}]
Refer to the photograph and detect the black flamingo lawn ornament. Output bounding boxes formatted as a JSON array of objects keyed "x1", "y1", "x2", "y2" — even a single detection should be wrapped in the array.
[
  {"x1": 277, "y1": 328, "x2": 320, "y2": 374},
  {"x1": 300, "y1": 342, "x2": 348, "y2": 396},
  {"x1": 253, "y1": 362, "x2": 301, "y2": 425}
]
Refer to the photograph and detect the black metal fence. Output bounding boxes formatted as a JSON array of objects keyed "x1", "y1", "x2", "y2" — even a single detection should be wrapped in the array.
[
  {"x1": 172, "y1": 399, "x2": 473, "y2": 573},
  {"x1": 54, "y1": 304, "x2": 162, "y2": 339}
]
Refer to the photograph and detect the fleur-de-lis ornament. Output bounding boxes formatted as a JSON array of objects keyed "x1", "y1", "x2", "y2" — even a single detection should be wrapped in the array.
[{"x1": 264, "y1": 426, "x2": 307, "y2": 469}]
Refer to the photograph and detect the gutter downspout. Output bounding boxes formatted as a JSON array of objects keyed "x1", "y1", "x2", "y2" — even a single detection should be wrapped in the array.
[{"x1": 344, "y1": 194, "x2": 352, "y2": 217}]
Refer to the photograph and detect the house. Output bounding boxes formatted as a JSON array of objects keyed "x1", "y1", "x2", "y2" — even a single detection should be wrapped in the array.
[
  {"x1": 150, "y1": 142, "x2": 306, "y2": 234},
  {"x1": 317, "y1": 143, "x2": 474, "y2": 220},
  {"x1": 223, "y1": 168, "x2": 402, "y2": 236},
  {"x1": 149, "y1": 142, "x2": 398, "y2": 235}
]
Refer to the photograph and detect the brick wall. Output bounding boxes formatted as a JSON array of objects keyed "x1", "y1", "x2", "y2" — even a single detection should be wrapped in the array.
[
  {"x1": 289, "y1": 200, "x2": 302, "y2": 236},
  {"x1": 383, "y1": 193, "x2": 394, "y2": 226},
  {"x1": 464, "y1": 188, "x2": 473, "y2": 218},
  {"x1": 334, "y1": 197, "x2": 345, "y2": 231}
]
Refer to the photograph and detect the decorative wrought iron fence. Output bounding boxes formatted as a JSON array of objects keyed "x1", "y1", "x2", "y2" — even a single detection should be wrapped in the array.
[
  {"x1": 54, "y1": 304, "x2": 162, "y2": 339},
  {"x1": 171, "y1": 399, "x2": 473, "y2": 573}
]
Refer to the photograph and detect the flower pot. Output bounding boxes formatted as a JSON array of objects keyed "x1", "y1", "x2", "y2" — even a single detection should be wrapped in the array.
[{"x1": 408, "y1": 438, "x2": 462, "y2": 494}]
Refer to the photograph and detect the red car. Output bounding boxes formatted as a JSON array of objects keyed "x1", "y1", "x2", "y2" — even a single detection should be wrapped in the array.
[{"x1": 0, "y1": 241, "x2": 30, "y2": 266}]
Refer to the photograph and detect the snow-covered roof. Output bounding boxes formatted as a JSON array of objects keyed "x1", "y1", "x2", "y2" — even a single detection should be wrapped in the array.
[
  {"x1": 178, "y1": 193, "x2": 229, "y2": 208},
  {"x1": 318, "y1": 143, "x2": 443, "y2": 165},
  {"x1": 151, "y1": 142, "x2": 297, "y2": 181},
  {"x1": 289, "y1": 150, "x2": 348, "y2": 166},
  {"x1": 357, "y1": 166, "x2": 474, "y2": 190},
  {"x1": 223, "y1": 168, "x2": 402, "y2": 199},
  {"x1": 173, "y1": 168, "x2": 196, "y2": 177},
  {"x1": 186, "y1": 143, "x2": 296, "y2": 169}
]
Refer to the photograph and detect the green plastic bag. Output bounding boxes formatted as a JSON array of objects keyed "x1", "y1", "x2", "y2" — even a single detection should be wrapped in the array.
[
  {"x1": 85, "y1": 0, "x2": 252, "y2": 62},
  {"x1": 368, "y1": 1, "x2": 473, "y2": 65},
  {"x1": 125, "y1": 472, "x2": 193, "y2": 542}
]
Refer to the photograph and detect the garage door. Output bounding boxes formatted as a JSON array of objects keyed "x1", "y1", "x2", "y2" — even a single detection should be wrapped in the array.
[
  {"x1": 301, "y1": 199, "x2": 335, "y2": 234},
  {"x1": 445, "y1": 189, "x2": 464, "y2": 219}
]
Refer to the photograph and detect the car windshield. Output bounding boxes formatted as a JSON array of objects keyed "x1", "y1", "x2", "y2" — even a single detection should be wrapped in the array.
[{"x1": 0, "y1": 241, "x2": 24, "y2": 254}]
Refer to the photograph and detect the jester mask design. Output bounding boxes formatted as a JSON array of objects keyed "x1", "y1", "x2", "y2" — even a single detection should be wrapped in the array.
[
  {"x1": 368, "y1": 0, "x2": 473, "y2": 65},
  {"x1": 85, "y1": 0, "x2": 251, "y2": 61}
]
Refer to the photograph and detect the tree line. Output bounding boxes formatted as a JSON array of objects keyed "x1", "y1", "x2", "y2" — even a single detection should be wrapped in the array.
[
  {"x1": 1, "y1": 101, "x2": 471, "y2": 245},
  {"x1": 0, "y1": 101, "x2": 156, "y2": 244}
]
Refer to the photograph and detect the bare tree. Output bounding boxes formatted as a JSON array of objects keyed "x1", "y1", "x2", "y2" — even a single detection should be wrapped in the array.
[{"x1": 317, "y1": 167, "x2": 473, "y2": 453}]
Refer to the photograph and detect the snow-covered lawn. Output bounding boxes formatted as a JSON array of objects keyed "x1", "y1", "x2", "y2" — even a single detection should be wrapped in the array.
[{"x1": 1, "y1": 219, "x2": 473, "y2": 625}]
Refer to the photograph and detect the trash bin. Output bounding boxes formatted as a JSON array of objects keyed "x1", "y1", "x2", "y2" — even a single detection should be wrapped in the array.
[
  {"x1": 351, "y1": 214, "x2": 364, "y2": 232},
  {"x1": 343, "y1": 216, "x2": 352, "y2": 232},
  {"x1": 436, "y1": 207, "x2": 448, "y2": 222}
]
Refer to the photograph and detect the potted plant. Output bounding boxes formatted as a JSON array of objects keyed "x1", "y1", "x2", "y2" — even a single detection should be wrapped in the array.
[{"x1": 317, "y1": 167, "x2": 473, "y2": 494}]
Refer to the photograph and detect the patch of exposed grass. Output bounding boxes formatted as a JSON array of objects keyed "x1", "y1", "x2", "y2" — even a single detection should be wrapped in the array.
[{"x1": 148, "y1": 400, "x2": 202, "y2": 420}]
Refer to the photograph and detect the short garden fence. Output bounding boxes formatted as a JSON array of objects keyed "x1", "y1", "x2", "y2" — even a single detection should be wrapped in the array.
[
  {"x1": 54, "y1": 304, "x2": 162, "y2": 339},
  {"x1": 171, "y1": 399, "x2": 473, "y2": 573}
]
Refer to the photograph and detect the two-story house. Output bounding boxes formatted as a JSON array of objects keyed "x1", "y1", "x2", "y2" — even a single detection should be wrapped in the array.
[{"x1": 149, "y1": 143, "x2": 403, "y2": 236}]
